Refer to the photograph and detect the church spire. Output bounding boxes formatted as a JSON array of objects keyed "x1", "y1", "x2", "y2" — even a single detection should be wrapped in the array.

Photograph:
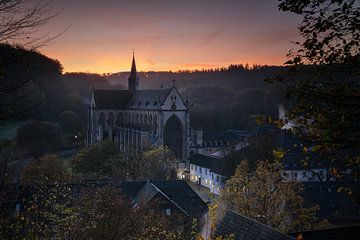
[{"x1": 128, "y1": 50, "x2": 139, "y2": 92}]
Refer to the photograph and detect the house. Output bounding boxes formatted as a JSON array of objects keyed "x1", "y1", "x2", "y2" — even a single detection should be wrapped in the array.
[
  {"x1": 255, "y1": 124, "x2": 353, "y2": 182},
  {"x1": 189, "y1": 153, "x2": 227, "y2": 195},
  {"x1": 122, "y1": 180, "x2": 208, "y2": 221},
  {"x1": 290, "y1": 225, "x2": 360, "y2": 240},
  {"x1": 9, "y1": 180, "x2": 208, "y2": 225},
  {"x1": 190, "y1": 129, "x2": 250, "y2": 158},
  {"x1": 301, "y1": 181, "x2": 360, "y2": 225},
  {"x1": 214, "y1": 210, "x2": 294, "y2": 240}
]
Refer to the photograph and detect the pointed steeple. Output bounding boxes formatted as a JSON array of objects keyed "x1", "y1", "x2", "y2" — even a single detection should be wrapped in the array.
[{"x1": 128, "y1": 50, "x2": 139, "y2": 92}]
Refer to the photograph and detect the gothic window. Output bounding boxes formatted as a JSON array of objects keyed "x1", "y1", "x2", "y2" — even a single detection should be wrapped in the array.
[
  {"x1": 99, "y1": 112, "x2": 105, "y2": 128},
  {"x1": 92, "y1": 111, "x2": 97, "y2": 128},
  {"x1": 124, "y1": 112, "x2": 128, "y2": 124},
  {"x1": 144, "y1": 114, "x2": 148, "y2": 124},
  {"x1": 117, "y1": 112, "x2": 123, "y2": 125},
  {"x1": 140, "y1": 114, "x2": 143, "y2": 124},
  {"x1": 108, "y1": 112, "x2": 114, "y2": 128},
  {"x1": 149, "y1": 115, "x2": 152, "y2": 124},
  {"x1": 164, "y1": 115, "x2": 183, "y2": 159},
  {"x1": 153, "y1": 115, "x2": 158, "y2": 135},
  {"x1": 136, "y1": 113, "x2": 139, "y2": 123},
  {"x1": 132, "y1": 113, "x2": 135, "y2": 123}
]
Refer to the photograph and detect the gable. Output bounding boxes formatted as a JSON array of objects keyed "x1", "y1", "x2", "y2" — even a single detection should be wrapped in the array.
[
  {"x1": 126, "y1": 88, "x2": 172, "y2": 110},
  {"x1": 161, "y1": 87, "x2": 187, "y2": 111}
]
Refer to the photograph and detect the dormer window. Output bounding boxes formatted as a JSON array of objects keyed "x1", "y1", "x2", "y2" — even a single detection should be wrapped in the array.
[
  {"x1": 138, "y1": 101, "x2": 141, "y2": 105},
  {"x1": 145, "y1": 101, "x2": 149, "y2": 105}
]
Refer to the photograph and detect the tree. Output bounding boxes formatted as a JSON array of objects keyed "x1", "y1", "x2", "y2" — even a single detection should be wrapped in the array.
[
  {"x1": 123, "y1": 146, "x2": 179, "y2": 180},
  {"x1": 223, "y1": 134, "x2": 277, "y2": 176},
  {"x1": 221, "y1": 160, "x2": 329, "y2": 233},
  {"x1": 21, "y1": 154, "x2": 70, "y2": 185},
  {"x1": 16, "y1": 121, "x2": 62, "y2": 157},
  {"x1": 58, "y1": 110, "x2": 80, "y2": 135},
  {"x1": 273, "y1": 0, "x2": 360, "y2": 177},
  {"x1": 0, "y1": 0, "x2": 61, "y2": 122},
  {"x1": 0, "y1": 0, "x2": 59, "y2": 48},
  {"x1": 72, "y1": 139, "x2": 121, "y2": 180},
  {"x1": 0, "y1": 140, "x2": 19, "y2": 205},
  {"x1": 1, "y1": 184, "x2": 188, "y2": 240},
  {"x1": 191, "y1": 204, "x2": 235, "y2": 240},
  {"x1": 140, "y1": 146, "x2": 178, "y2": 180},
  {"x1": 0, "y1": 182, "x2": 76, "y2": 239}
]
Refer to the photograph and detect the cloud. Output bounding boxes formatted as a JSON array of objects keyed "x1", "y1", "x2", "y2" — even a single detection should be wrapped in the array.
[
  {"x1": 146, "y1": 59, "x2": 155, "y2": 66},
  {"x1": 201, "y1": 14, "x2": 250, "y2": 46}
]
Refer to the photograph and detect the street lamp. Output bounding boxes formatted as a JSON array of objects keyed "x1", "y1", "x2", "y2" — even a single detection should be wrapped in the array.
[{"x1": 74, "y1": 135, "x2": 78, "y2": 149}]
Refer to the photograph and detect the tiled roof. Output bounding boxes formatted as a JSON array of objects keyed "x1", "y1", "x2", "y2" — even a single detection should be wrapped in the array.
[
  {"x1": 153, "y1": 180, "x2": 207, "y2": 217},
  {"x1": 290, "y1": 225, "x2": 360, "y2": 240},
  {"x1": 215, "y1": 210, "x2": 294, "y2": 240},
  {"x1": 133, "y1": 182, "x2": 189, "y2": 216},
  {"x1": 126, "y1": 88, "x2": 172, "y2": 110},
  {"x1": 252, "y1": 125, "x2": 333, "y2": 170},
  {"x1": 121, "y1": 180, "x2": 207, "y2": 218},
  {"x1": 203, "y1": 130, "x2": 250, "y2": 143},
  {"x1": 93, "y1": 88, "x2": 172, "y2": 110},
  {"x1": 119, "y1": 181, "x2": 146, "y2": 198},
  {"x1": 282, "y1": 153, "x2": 328, "y2": 170},
  {"x1": 93, "y1": 89, "x2": 131, "y2": 109},
  {"x1": 302, "y1": 181, "x2": 360, "y2": 222},
  {"x1": 190, "y1": 154, "x2": 227, "y2": 176}
]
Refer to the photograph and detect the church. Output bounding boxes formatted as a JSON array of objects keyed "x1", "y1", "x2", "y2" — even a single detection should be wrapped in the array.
[{"x1": 87, "y1": 54, "x2": 190, "y2": 171}]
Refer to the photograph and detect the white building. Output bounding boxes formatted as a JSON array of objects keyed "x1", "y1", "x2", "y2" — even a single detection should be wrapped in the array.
[{"x1": 189, "y1": 154, "x2": 226, "y2": 195}]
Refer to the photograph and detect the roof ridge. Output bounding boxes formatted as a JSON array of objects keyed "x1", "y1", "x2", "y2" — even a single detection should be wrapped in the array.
[
  {"x1": 227, "y1": 210, "x2": 294, "y2": 239},
  {"x1": 150, "y1": 183, "x2": 189, "y2": 217},
  {"x1": 193, "y1": 153, "x2": 220, "y2": 160}
]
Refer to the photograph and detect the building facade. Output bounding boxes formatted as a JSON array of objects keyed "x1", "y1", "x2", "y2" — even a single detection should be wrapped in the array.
[
  {"x1": 190, "y1": 129, "x2": 250, "y2": 158},
  {"x1": 87, "y1": 54, "x2": 190, "y2": 171},
  {"x1": 189, "y1": 154, "x2": 227, "y2": 195}
]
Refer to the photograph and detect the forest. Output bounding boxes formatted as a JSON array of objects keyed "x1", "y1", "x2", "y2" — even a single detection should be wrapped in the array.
[{"x1": 1, "y1": 43, "x2": 284, "y2": 135}]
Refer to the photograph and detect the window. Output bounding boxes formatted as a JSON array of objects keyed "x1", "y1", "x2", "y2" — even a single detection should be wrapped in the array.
[
  {"x1": 205, "y1": 169, "x2": 208, "y2": 175},
  {"x1": 165, "y1": 208, "x2": 171, "y2": 216},
  {"x1": 212, "y1": 173, "x2": 214, "y2": 180},
  {"x1": 216, "y1": 175, "x2": 219, "y2": 182},
  {"x1": 195, "y1": 166, "x2": 197, "y2": 171}
]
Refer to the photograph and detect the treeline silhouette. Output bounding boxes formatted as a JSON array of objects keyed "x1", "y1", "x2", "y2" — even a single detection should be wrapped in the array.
[{"x1": 1, "y1": 44, "x2": 284, "y2": 131}]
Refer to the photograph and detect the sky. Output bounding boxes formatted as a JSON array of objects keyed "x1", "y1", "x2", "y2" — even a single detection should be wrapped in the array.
[{"x1": 39, "y1": 0, "x2": 302, "y2": 73}]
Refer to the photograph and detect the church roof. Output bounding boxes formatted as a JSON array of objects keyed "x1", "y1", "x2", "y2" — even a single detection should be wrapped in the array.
[
  {"x1": 93, "y1": 88, "x2": 172, "y2": 110},
  {"x1": 93, "y1": 89, "x2": 132, "y2": 109},
  {"x1": 126, "y1": 88, "x2": 172, "y2": 110}
]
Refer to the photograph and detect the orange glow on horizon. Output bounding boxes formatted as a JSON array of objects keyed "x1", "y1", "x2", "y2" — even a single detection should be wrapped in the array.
[
  {"x1": 41, "y1": 49, "x2": 287, "y2": 74},
  {"x1": 38, "y1": 0, "x2": 299, "y2": 74}
]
